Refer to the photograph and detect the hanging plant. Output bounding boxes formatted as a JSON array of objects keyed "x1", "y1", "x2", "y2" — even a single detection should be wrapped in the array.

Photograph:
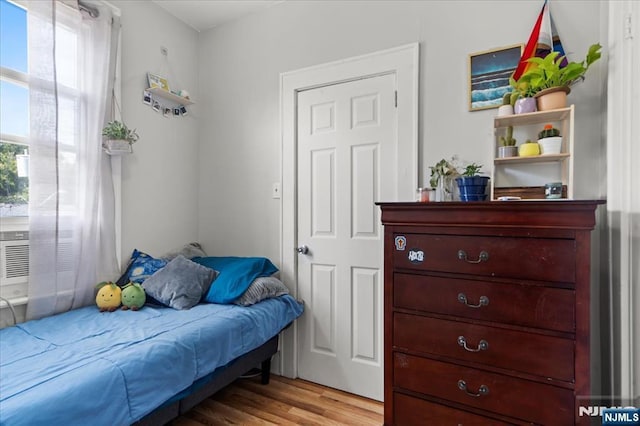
[
  {"x1": 101, "y1": 120, "x2": 139, "y2": 155},
  {"x1": 102, "y1": 120, "x2": 139, "y2": 144}
]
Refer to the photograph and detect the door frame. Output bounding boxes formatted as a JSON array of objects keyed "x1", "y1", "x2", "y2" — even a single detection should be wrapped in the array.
[{"x1": 278, "y1": 43, "x2": 419, "y2": 378}]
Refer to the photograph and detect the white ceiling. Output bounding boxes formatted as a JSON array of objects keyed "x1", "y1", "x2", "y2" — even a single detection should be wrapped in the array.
[{"x1": 151, "y1": 0, "x2": 283, "y2": 32}]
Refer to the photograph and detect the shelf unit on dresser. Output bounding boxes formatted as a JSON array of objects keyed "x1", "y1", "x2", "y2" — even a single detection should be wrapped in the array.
[
  {"x1": 377, "y1": 200, "x2": 603, "y2": 426},
  {"x1": 492, "y1": 105, "x2": 574, "y2": 201}
]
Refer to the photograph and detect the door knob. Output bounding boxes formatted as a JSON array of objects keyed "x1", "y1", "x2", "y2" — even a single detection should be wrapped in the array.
[{"x1": 296, "y1": 245, "x2": 309, "y2": 255}]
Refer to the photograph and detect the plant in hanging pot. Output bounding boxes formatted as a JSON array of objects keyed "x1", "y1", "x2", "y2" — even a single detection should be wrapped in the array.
[
  {"x1": 512, "y1": 43, "x2": 602, "y2": 111},
  {"x1": 102, "y1": 120, "x2": 139, "y2": 155},
  {"x1": 455, "y1": 163, "x2": 489, "y2": 202},
  {"x1": 537, "y1": 123, "x2": 562, "y2": 155}
]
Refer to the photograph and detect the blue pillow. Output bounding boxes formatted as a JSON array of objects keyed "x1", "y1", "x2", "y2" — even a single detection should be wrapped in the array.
[
  {"x1": 193, "y1": 256, "x2": 279, "y2": 304},
  {"x1": 126, "y1": 249, "x2": 168, "y2": 283}
]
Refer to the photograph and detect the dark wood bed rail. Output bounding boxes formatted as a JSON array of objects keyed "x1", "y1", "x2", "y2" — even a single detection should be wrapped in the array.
[{"x1": 135, "y1": 334, "x2": 279, "y2": 426}]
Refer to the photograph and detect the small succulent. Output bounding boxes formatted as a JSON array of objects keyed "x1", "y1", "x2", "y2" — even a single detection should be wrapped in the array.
[
  {"x1": 538, "y1": 124, "x2": 560, "y2": 139},
  {"x1": 460, "y1": 163, "x2": 483, "y2": 177}
]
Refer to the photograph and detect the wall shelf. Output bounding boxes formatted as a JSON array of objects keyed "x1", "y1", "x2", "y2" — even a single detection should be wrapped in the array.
[
  {"x1": 147, "y1": 87, "x2": 194, "y2": 105},
  {"x1": 494, "y1": 152, "x2": 570, "y2": 164},
  {"x1": 494, "y1": 106, "x2": 572, "y2": 127}
]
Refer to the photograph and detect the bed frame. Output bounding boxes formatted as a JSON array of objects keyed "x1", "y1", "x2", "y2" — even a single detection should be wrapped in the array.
[
  {"x1": 136, "y1": 334, "x2": 278, "y2": 425},
  {"x1": 137, "y1": 303, "x2": 299, "y2": 425}
]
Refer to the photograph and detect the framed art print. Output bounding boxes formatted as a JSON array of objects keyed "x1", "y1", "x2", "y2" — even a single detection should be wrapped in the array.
[{"x1": 468, "y1": 44, "x2": 523, "y2": 111}]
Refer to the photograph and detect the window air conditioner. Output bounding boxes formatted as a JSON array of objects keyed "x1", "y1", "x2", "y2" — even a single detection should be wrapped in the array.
[{"x1": 1, "y1": 231, "x2": 29, "y2": 300}]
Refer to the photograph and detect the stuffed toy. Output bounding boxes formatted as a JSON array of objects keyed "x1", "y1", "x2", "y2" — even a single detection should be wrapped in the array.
[
  {"x1": 121, "y1": 282, "x2": 146, "y2": 311},
  {"x1": 95, "y1": 282, "x2": 122, "y2": 312}
]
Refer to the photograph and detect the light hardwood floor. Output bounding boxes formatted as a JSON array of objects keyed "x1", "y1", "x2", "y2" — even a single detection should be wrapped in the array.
[{"x1": 170, "y1": 375, "x2": 384, "y2": 426}]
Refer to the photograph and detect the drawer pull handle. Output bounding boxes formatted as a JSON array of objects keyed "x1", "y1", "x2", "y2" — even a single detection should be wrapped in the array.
[
  {"x1": 457, "y1": 293, "x2": 489, "y2": 308},
  {"x1": 457, "y1": 380, "x2": 489, "y2": 397},
  {"x1": 457, "y1": 336, "x2": 489, "y2": 352},
  {"x1": 458, "y1": 249, "x2": 489, "y2": 264}
]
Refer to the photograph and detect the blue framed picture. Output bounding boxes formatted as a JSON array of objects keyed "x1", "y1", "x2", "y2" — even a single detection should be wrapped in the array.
[{"x1": 468, "y1": 44, "x2": 523, "y2": 111}]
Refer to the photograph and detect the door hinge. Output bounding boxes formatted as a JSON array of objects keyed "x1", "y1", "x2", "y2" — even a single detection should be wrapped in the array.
[
  {"x1": 394, "y1": 90, "x2": 398, "y2": 108},
  {"x1": 624, "y1": 12, "x2": 633, "y2": 40}
]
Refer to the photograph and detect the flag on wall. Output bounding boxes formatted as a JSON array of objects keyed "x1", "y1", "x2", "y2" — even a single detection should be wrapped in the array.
[{"x1": 512, "y1": 0, "x2": 567, "y2": 81}]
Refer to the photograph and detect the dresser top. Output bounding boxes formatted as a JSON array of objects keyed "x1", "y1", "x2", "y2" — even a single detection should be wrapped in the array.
[{"x1": 377, "y1": 200, "x2": 605, "y2": 230}]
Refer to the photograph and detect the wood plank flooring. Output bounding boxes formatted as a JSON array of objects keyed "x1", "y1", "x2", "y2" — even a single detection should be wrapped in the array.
[{"x1": 169, "y1": 375, "x2": 383, "y2": 426}]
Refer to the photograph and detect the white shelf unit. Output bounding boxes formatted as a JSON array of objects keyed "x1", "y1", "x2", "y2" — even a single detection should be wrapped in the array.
[
  {"x1": 491, "y1": 105, "x2": 574, "y2": 200},
  {"x1": 147, "y1": 87, "x2": 194, "y2": 105}
]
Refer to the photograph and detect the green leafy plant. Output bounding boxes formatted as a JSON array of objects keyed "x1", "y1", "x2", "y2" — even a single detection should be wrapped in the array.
[
  {"x1": 538, "y1": 124, "x2": 560, "y2": 139},
  {"x1": 460, "y1": 162, "x2": 483, "y2": 177},
  {"x1": 102, "y1": 120, "x2": 139, "y2": 144},
  {"x1": 511, "y1": 43, "x2": 602, "y2": 97},
  {"x1": 508, "y1": 77, "x2": 537, "y2": 103},
  {"x1": 499, "y1": 126, "x2": 517, "y2": 146},
  {"x1": 429, "y1": 157, "x2": 458, "y2": 188}
]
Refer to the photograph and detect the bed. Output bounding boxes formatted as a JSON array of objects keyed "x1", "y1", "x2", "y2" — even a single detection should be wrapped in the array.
[{"x1": 0, "y1": 253, "x2": 304, "y2": 426}]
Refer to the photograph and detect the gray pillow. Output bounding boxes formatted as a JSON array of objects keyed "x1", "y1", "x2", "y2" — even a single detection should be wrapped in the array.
[
  {"x1": 143, "y1": 255, "x2": 218, "y2": 310},
  {"x1": 160, "y1": 242, "x2": 208, "y2": 260},
  {"x1": 234, "y1": 276, "x2": 289, "y2": 306}
]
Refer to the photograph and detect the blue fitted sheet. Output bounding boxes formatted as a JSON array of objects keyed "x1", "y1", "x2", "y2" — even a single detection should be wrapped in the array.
[{"x1": 0, "y1": 295, "x2": 303, "y2": 426}]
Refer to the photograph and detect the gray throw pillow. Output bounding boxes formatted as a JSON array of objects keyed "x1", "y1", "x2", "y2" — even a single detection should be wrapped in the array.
[
  {"x1": 143, "y1": 255, "x2": 218, "y2": 310},
  {"x1": 160, "y1": 242, "x2": 208, "y2": 260},
  {"x1": 234, "y1": 276, "x2": 289, "y2": 306}
]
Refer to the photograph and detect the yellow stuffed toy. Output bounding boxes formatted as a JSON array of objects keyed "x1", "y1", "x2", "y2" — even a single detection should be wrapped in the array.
[{"x1": 95, "y1": 282, "x2": 122, "y2": 312}]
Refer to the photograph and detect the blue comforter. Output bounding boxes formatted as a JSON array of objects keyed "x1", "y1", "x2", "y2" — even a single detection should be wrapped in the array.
[{"x1": 0, "y1": 296, "x2": 303, "y2": 426}]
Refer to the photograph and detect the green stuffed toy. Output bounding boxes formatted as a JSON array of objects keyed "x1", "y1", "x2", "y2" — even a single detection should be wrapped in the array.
[
  {"x1": 121, "y1": 282, "x2": 146, "y2": 311},
  {"x1": 95, "y1": 282, "x2": 122, "y2": 312}
]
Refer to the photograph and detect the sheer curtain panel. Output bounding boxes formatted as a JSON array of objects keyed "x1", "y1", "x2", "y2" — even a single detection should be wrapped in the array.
[
  {"x1": 606, "y1": 0, "x2": 639, "y2": 406},
  {"x1": 27, "y1": 0, "x2": 119, "y2": 320}
]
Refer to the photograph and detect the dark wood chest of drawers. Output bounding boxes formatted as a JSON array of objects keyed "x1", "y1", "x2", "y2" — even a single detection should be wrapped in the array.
[{"x1": 378, "y1": 201, "x2": 602, "y2": 425}]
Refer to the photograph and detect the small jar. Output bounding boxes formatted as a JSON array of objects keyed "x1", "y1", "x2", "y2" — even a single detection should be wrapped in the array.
[
  {"x1": 545, "y1": 182, "x2": 563, "y2": 199},
  {"x1": 416, "y1": 188, "x2": 430, "y2": 202}
]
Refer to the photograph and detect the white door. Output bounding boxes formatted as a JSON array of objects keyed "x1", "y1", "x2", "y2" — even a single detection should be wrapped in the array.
[{"x1": 296, "y1": 73, "x2": 396, "y2": 401}]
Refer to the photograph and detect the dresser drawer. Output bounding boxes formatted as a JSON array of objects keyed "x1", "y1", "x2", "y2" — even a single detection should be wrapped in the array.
[
  {"x1": 394, "y1": 393, "x2": 516, "y2": 426},
  {"x1": 394, "y1": 313, "x2": 575, "y2": 381},
  {"x1": 394, "y1": 273, "x2": 575, "y2": 332},
  {"x1": 392, "y1": 233, "x2": 576, "y2": 283},
  {"x1": 394, "y1": 353, "x2": 573, "y2": 425}
]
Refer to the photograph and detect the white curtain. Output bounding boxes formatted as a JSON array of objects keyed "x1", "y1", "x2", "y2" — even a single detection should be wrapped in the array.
[
  {"x1": 606, "y1": 0, "x2": 639, "y2": 406},
  {"x1": 27, "y1": 0, "x2": 119, "y2": 320}
]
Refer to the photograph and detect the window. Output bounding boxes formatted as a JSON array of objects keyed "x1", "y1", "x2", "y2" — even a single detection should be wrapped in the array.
[
  {"x1": 0, "y1": 0, "x2": 28, "y2": 218},
  {"x1": 1, "y1": 0, "x2": 81, "y2": 220}
]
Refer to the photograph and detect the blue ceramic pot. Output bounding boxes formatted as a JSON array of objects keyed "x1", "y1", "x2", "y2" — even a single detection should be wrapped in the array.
[{"x1": 456, "y1": 176, "x2": 490, "y2": 202}]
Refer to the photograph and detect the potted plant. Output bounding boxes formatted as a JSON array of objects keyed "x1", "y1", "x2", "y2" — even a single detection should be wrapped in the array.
[
  {"x1": 455, "y1": 163, "x2": 489, "y2": 202},
  {"x1": 102, "y1": 120, "x2": 139, "y2": 155},
  {"x1": 497, "y1": 93, "x2": 514, "y2": 116},
  {"x1": 498, "y1": 126, "x2": 517, "y2": 158},
  {"x1": 512, "y1": 43, "x2": 602, "y2": 111},
  {"x1": 508, "y1": 79, "x2": 537, "y2": 114},
  {"x1": 518, "y1": 139, "x2": 540, "y2": 157},
  {"x1": 428, "y1": 157, "x2": 458, "y2": 202},
  {"x1": 537, "y1": 123, "x2": 562, "y2": 155}
]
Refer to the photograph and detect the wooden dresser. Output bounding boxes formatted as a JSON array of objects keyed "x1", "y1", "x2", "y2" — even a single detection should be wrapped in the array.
[{"x1": 378, "y1": 201, "x2": 602, "y2": 425}]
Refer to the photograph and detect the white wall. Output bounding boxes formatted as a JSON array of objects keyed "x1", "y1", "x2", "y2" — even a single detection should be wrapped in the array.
[
  {"x1": 196, "y1": 0, "x2": 607, "y2": 261},
  {"x1": 114, "y1": 1, "x2": 200, "y2": 263}
]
